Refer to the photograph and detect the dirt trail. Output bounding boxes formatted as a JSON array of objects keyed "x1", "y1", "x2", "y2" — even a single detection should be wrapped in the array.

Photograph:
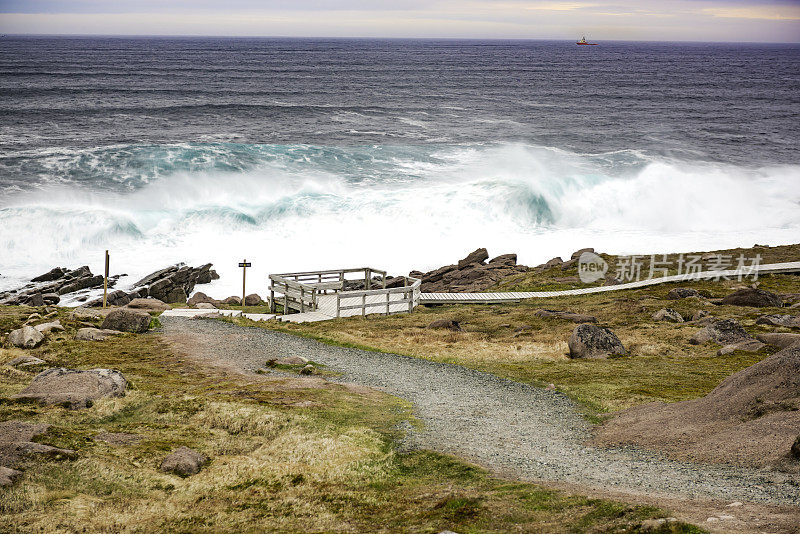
[{"x1": 160, "y1": 317, "x2": 800, "y2": 517}]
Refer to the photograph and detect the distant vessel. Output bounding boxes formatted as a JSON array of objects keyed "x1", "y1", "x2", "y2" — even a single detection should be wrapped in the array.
[{"x1": 576, "y1": 36, "x2": 598, "y2": 46}]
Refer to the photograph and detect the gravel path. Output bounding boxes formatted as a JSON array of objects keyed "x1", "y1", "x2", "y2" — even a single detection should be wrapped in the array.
[{"x1": 161, "y1": 317, "x2": 800, "y2": 506}]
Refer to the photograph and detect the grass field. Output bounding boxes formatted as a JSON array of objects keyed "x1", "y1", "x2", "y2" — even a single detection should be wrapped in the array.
[
  {"x1": 0, "y1": 306, "x2": 700, "y2": 533},
  {"x1": 257, "y1": 272, "x2": 799, "y2": 416}
]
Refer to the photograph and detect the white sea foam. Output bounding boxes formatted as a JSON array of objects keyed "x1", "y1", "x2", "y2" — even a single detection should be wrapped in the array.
[{"x1": 1, "y1": 143, "x2": 798, "y2": 299}]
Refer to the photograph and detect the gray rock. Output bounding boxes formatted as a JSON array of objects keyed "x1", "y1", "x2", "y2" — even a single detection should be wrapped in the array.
[
  {"x1": 101, "y1": 308, "x2": 151, "y2": 333},
  {"x1": 427, "y1": 319, "x2": 463, "y2": 332},
  {"x1": 667, "y1": 287, "x2": 700, "y2": 299},
  {"x1": 12, "y1": 367, "x2": 127, "y2": 409},
  {"x1": 488, "y1": 253, "x2": 517, "y2": 266},
  {"x1": 7, "y1": 355, "x2": 46, "y2": 368},
  {"x1": 568, "y1": 324, "x2": 626, "y2": 359},
  {"x1": 690, "y1": 319, "x2": 751, "y2": 345},
  {"x1": 691, "y1": 310, "x2": 710, "y2": 322},
  {"x1": 300, "y1": 364, "x2": 316, "y2": 375},
  {"x1": 126, "y1": 297, "x2": 170, "y2": 312},
  {"x1": 160, "y1": 446, "x2": 206, "y2": 477},
  {"x1": 75, "y1": 328, "x2": 124, "y2": 342},
  {"x1": 244, "y1": 293, "x2": 263, "y2": 306},
  {"x1": 457, "y1": 248, "x2": 489, "y2": 269},
  {"x1": 717, "y1": 339, "x2": 766, "y2": 356},
  {"x1": 34, "y1": 320, "x2": 64, "y2": 334},
  {"x1": 720, "y1": 288, "x2": 783, "y2": 308},
  {"x1": 756, "y1": 332, "x2": 800, "y2": 349},
  {"x1": 196, "y1": 303, "x2": 217, "y2": 310},
  {"x1": 7, "y1": 326, "x2": 45, "y2": 349},
  {"x1": 223, "y1": 296, "x2": 242, "y2": 306},
  {"x1": 42, "y1": 293, "x2": 60, "y2": 305},
  {"x1": 0, "y1": 466, "x2": 23, "y2": 487},
  {"x1": 570, "y1": 247, "x2": 594, "y2": 260},
  {"x1": 31, "y1": 267, "x2": 68, "y2": 283},
  {"x1": 57, "y1": 274, "x2": 104, "y2": 295},
  {"x1": 187, "y1": 292, "x2": 220, "y2": 307},
  {"x1": 652, "y1": 308, "x2": 684, "y2": 323},
  {"x1": 539, "y1": 257, "x2": 563, "y2": 270},
  {"x1": 164, "y1": 286, "x2": 188, "y2": 304},
  {"x1": 755, "y1": 314, "x2": 800, "y2": 328},
  {"x1": 275, "y1": 356, "x2": 309, "y2": 365}
]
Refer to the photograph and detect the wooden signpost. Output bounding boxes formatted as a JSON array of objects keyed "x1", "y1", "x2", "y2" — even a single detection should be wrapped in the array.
[
  {"x1": 102, "y1": 250, "x2": 109, "y2": 309},
  {"x1": 239, "y1": 259, "x2": 251, "y2": 308}
]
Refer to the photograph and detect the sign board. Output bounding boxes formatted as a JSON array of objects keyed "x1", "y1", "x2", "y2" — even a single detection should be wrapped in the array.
[{"x1": 239, "y1": 262, "x2": 251, "y2": 268}]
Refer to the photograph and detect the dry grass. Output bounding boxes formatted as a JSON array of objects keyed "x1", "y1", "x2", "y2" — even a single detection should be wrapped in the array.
[
  {"x1": 260, "y1": 273, "x2": 800, "y2": 415},
  {"x1": 0, "y1": 306, "x2": 700, "y2": 533}
]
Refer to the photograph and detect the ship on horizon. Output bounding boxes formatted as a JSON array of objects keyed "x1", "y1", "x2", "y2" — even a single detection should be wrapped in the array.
[{"x1": 576, "y1": 36, "x2": 598, "y2": 45}]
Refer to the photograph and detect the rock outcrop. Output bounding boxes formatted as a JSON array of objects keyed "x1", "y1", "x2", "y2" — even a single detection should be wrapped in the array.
[
  {"x1": 0, "y1": 420, "x2": 77, "y2": 475},
  {"x1": 568, "y1": 324, "x2": 626, "y2": 359},
  {"x1": 690, "y1": 318, "x2": 751, "y2": 345},
  {"x1": 12, "y1": 368, "x2": 127, "y2": 409},
  {"x1": 667, "y1": 288, "x2": 700, "y2": 300},
  {"x1": 414, "y1": 248, "x2": 528, "y2": 292},
  {"x1": 756, "y1": 333, "x2": 800, "y2": 349},
  {"x1": 717, "y1": 339, "x2": 765, "y2": 355},
  {"x1": 755, "y1": 314, "x2": 800, "y2": 328},
  {"x1": 719, "y1": 288, "x2": 783, "y2": 308},
  {"x1": 160, "y1": 446, "x2": 207, "y2": 477},
  {"x1": 0, "y1": 266, "x2": 109, "y2": 306},
  {"x1": 75, "y1": 328, "x2": 125, "y2": 342},
  {"x1": 125, "y1": 298, "x2": 170, "y2": 312}
]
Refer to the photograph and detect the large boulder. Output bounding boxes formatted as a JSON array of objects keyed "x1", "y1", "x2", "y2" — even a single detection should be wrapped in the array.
[
  {"x1": 101, "y1": 309, "x2": 151, "y2": 333},
  {"x1": 570, "y1": 247, "x2": 594, "y2": 260},
  {"x1": 488, "y1": 253, "x2": 517, "y2": 266},
  {"x1": 652, "y1": 308, "x2": 684, "y2": 323},
  {"x1": 223, "y1": 296, "x2": 241, "y2": 306},
  {"x1": 667, "y1": 287, "x2": 700, "y2": 300},
  {"x1": 720, "y1": 288, "x2": 782, "y2": 308},
  {"x1": 755, "y1": 314, "x2": 800, "y2": 328},
  {"x1": 12, "y1": 368, "x2": 127, "y2": 409},
  {"x1": 187, "y1": 292, "x2": 219, "y2": 307},
  {"x1": 534, "y1": 309, "x2": 597, "y2": 323},
  {"x1": 457, "y1": 248, "x2": 489, "y2": 269},
  {"x1": 244, "y1": 293, "x2": 263, "y2": 306},
  {"x1": 568, "y1": 324, "x2": 626, "y2": 359},
  {"x1": 7, "y1": 326, "x2": 45, "y2": 349},
  {"x1": 7, "y1": 355, "x2": 46, "y2": 368},
  {"x1": 0, "y1": 466, "x2": 23, "y2": 487},
  {"x1": 690, "y1": 318, "x2": 751, "y2": 345},
  {"x1": 34, "y1": 320, "x2": 64, "y2": 334},
  {"x1": 756, "y1": 332, "x2": 800, "y2": 350},
  {"x1": 160, "y1": 446, "x2": 207, "y2": 477},
  {"x1": 126, "y1": 298, "x2": 170, "y2": 312}
]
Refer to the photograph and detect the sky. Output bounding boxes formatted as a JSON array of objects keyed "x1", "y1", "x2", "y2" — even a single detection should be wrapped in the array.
[{"x1": 0, "y1": 0, "x2": 799, "y2": 42}]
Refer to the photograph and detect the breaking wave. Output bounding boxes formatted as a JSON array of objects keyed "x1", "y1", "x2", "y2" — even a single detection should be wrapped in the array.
[{"x1": 1, "y1": 142, "x2": 799, "y2": 297}]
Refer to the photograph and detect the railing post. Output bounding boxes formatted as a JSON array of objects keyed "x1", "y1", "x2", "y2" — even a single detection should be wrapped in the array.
[
  {"x1": 382, "y1": 272, "x2": 386, "y2": 289},
  {"x1": 407, "y1": 289, "x2": 413, "y2": 313},
  {"x1": 269, "y1": 284, "x2": 275, "y2": 313},
  {"x1": 312, "y1": 288, "x2": 317, "y2": 311},
  {"x1": 385, "y1": 291, "x2": 390, "y2": 315},
  {"x1": 361, "y1": 294, "x2": 366, "y2": 317},
  {"x1": 365, "y1": 268, "x2": 371, "y2": 290},
  {"x1": 336, "y1": 293, "x2": 341, "y2": 318},
  {"x1": 300, "y1": 286, "x2": 305, "y2": 313}
]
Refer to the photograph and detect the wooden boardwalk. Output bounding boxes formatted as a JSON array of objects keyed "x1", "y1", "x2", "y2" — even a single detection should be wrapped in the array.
[
  {"x1": 419, "y1": 261, "x2": 800, "y2": 305},
  {"x1": 161, "y1": 261, "x2": 800, "y2": 324}
]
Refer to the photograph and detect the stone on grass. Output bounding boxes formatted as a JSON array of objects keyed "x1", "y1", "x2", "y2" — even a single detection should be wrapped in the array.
[
  {"x1": 756, "y1": 333, "x2": 800, "y2": 350},
  {"x1": 196, "y1": 303, "x2": 217, "y2": 309},
  {"x1": 0, "y1": 420, "x2": 77, "y2": 469},
  {"x1": 244, "y1": 293, "x2": 263, "y2": 306},
  {"x1": 75, "y1": 328, "x2": 124, "y2": 342},
  {"x1": 755, "y1": 314, "x2": 800, "y2": 328},
  {"x1": 720, "y1": 288, "x2": 782, "y2": 308},
  {"x1": 568, "y1": 324, "x2": 626, "y2": 359},
  {"x1": 7, "y1": 326, "x2": 45, "y2": 349},
  {"x1": 427, "y1": 319, "x2": 463, "y2": 332},
  {"x1": 12, "y1": 367, "x2": 127, "y2": 409},
  {"x1": 534, "y1": 309, "x2": 597, "y2": 323},
  {"x1": 690, "y1": 319, "x2": 751, "y2": 345},
  {"x1": 34, "y1": 320, "x2": 64, "y2": 334},
  {"x1": 276, "y1": 356, "x2": 309, "y2": 365},
  {"x1": 101, "y1": 308, "x2": 151, "y2": 333},
  {"x1": 223, "y1": 296, "x2": 241, "y2": 306},
  {"x1": 0, "y1": 466, "x2": 23, "y2": 487},
  {"x1": 187, "y1": 292, "x2": 219, "y2": 307},
  {"x1": 160, "y1": 446, "x2": 207, "y2": 477},
  {"x1": 7, "y1": 355, "x2": 46, "y2": 368},
  {"x1": 717, "y1": 339, "x2": 765, "y2": 356},
  {"x1": 300, "y1": 364, "x2": 316, "y2": 375},
  {"x1": 652, "y1": 308, "x2": 684, "y2": 323},
  {"x1": 126, "y1": 298, "x2": 170, "y2": 312},
  {"x1": 667, "y1": 288, "x2": 700, "y2": 300}
]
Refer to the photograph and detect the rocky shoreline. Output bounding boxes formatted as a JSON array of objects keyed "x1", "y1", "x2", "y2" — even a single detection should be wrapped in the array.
[{"x1": 0, "y1": 263, "x2": 218, "y2": 307}]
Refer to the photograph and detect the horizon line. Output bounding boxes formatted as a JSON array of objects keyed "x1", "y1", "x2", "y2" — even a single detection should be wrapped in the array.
[{"x1": 2, "y1": 33, "x2": 799, "y2": 45}]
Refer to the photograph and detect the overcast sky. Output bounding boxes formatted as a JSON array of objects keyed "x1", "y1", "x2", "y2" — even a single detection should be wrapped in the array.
[{"x1": 1, "y1": 0, "x2": 799, "y2": 42}]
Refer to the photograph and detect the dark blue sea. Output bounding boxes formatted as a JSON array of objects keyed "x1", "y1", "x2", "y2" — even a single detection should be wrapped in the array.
[{"x1": 1, "y1": 37, "x2": 798, "y2": 296}]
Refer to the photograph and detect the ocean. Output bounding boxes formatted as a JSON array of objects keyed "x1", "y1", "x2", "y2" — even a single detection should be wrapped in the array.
[{"x1": 1, "y1": 36, "x2": 799, "y2": 298}]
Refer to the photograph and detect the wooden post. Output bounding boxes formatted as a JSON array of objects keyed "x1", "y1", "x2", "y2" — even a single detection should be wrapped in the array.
[
  {"x1": 361, "y1": 294, "x2": 366, "y2": 317},
  {"x1": 300, "y1": 286, "x2": 305, "y2": 313},
  {"x1": 336, "y1": 293, "x2": 341, "y2": 318},
  {"x1": 238, "y1": 259, "x2": 251, "y2": 311},
  {"x1": 365, "y1": 268, "x2": 371, "y2": 290},
  {"x1": 102, "y1": 250, "x2": 109, "y2": 309},
  {"x1": 385, "y1": 291, "x2": 390, "y2": 315},
  {"x1": 407, "y1": 290, "x2": 413, "y2": 313},
  {"x1": 269, "y1": 283, "x2": 275, "y2": 313}
]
